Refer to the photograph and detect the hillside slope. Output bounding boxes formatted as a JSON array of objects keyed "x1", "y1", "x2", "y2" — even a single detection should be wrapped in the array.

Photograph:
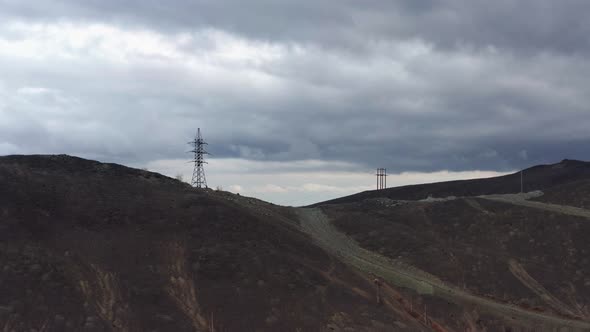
[
  {"x1": 315, "y1": 159, "x2": 590, "y2": 205},
  {"x1": 302, "y1": 158, "x2": 590, "y2": 330},
  {"x1": 3, "y1": 155, "x2": 590, "y2": 331},
  {"x1": 0, "y1": 155, "x2": 418, "y2": 332},
  {"x1": 298, "y1": 206, "x2": 590, "y2": 331}
]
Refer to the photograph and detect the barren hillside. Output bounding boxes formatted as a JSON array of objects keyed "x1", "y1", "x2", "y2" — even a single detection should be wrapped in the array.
[
  {"x1": 315, "y1": 159, "x2": 590, "y2": 206},
  {"x1": 0, "y1": 155, "x2": 420, "y2": 332},
  {"x1": 2, "y1": 155, "x2": 590, "y2": 331}
]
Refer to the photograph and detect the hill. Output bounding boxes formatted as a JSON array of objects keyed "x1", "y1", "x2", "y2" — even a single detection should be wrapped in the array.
[
  {"x1": 2, "y1": 155, "x2": 590, "y2": 331},
  {"x1": 314, "y1": 159, "x2": 590, "y2": 205},
  {"x1": 303, "y1": 159, "x2": 590, "y2": 331},
  {"x1": 0, "y1": 155, "x2": 421, "y2": 331}
]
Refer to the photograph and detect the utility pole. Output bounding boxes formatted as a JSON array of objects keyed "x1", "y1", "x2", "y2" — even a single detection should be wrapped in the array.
[
  {"x1": 376, "y1": 168, "x2": 387, "y2": 190},
  {"x1": 520, "y1": 170, "x2": 523, "y2": 193},
  {"x1": 188, "y1": 128, "x2": 209, "y2": 188}
]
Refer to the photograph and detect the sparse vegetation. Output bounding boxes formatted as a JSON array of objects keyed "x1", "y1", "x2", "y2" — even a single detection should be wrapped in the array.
[
  {"x1": 3, "y1": 155, "x2": 590, "y2": 331},
  {"x1": 0, "y1": 155, "x2": 410, "y2": 331},
  {"x1": 164, "y1": 242, "x2": 213, "y2": 332}
]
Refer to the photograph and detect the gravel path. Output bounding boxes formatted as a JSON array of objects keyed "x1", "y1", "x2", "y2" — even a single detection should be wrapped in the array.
[{"x1": 296, "y1": 207, "x2": 590, "y2": 331}]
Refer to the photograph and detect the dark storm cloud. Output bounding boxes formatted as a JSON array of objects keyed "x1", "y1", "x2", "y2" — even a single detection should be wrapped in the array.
[
  {"x1": 1, "y1": 0, "x2": 590, "y2": 173},
  {"x1": 3, "y1": 0, "x2": 590, "y2": 54}
]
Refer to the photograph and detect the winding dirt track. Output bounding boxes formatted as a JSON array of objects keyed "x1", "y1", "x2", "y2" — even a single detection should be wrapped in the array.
[
  {"x1": 480, "y1": 194, "x2": 590, "y2": 219},
  {"x1": 296, "y1": 208, "x2": 590, "y2": 331}
]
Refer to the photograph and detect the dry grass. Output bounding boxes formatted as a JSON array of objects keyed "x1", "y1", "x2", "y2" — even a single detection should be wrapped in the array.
[
  {"x1": 298, "y1": 207, "x2": 590, "y2": 330},
  {"x1": 164, "y1": 242, "x2": 216, "y2": 332},
  {"x1": 508, "y1": 259, "x2": 578, "y2": 318},
  {"x1": 78, "y1": 263, "x2": 131, "y2": 332},
  {"x1": 2, "y1": 316, "x2": 20, "y2": 332},
  {"x1": 563, "y1": 282, "x2": 590, "y2": 319},
  {"x1": 2, "y1": 318, "x2": 49, "y2": 332}
]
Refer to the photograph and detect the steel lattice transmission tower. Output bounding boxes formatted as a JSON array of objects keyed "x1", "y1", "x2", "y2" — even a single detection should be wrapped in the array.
[{"x1": 188, "y1": 128, "x2": 209, "y2": 188}]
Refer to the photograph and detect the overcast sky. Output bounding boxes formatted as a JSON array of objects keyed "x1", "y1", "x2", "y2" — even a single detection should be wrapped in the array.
[{"x1": 1, "y1": 1, "x2": 589, "y2": 205}]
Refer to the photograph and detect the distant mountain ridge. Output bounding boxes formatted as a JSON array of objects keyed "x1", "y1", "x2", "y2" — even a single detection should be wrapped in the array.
[{"x1": 314, "y1": 159, "x2": 590, "y2": 205}]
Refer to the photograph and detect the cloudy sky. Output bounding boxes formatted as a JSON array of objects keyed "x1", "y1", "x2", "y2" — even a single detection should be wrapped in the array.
[{"x1": 1, "y1": 1, "x2": 589, "y2": 205}]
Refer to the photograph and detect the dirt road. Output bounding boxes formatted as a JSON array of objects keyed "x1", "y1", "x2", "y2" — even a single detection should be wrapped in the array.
[
  {"x1": 480, "y1": 194, "x2": 590, "y2": 219},
  {"x1": 296, "y1": 207, "x2": 590, "y2": 331}
]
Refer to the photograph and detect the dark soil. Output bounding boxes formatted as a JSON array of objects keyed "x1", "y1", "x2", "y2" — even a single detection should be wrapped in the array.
[
  {"x1": 0, "y1": 155, "x2": 413, "y2": 332},
  {"x1": 324, "y1": 197, "x2": 590, "y2": 321},
  {"x1": 533, "y1": 179, "x2": 590, "y2": 209},
  {"x1": 3, "y1": 154, "x2": 590, "y2": 331}
]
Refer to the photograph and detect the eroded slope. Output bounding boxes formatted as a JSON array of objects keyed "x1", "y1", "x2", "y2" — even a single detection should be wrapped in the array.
[
  {"x1": 0, "y1": 155, "x2": 415, "y2": 332},
  {"x1": 320, "y1": 197, "x2": 590, "y2": 329}
]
